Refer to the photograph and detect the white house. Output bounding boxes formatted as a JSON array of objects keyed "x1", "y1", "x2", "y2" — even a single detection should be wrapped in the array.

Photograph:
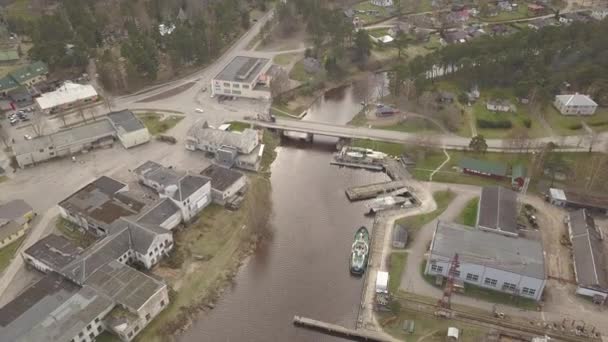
[
  {"x1": 554, "y1": 94, "x2": 598, "y2": 116},
  {"x1": 591, "y1": 8, "x2": 608, "y2": 21},
  {"x1": 371, "y1": 0, "x2": 393, "y2": 7},
  {"x1": 35, "y1": 81, "x2": 98, "y2": 114},
  {"x1": 200, "y1": 165, "x2": 247, "y2": 205},
  {"x1": 107, "y1": 110, "x2": 151, "y2": 149},
  {"x1": 486, "y1": 99, "x2": 515, "y2": 112},
  {"x1": 567, "y1": 210, "x2": 608, "y2": 302},
  {"x1": 426, "y1": 221, "x2": 546, "y2": 301}
]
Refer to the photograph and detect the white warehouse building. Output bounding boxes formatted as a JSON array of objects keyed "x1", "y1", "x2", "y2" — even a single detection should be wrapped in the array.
[
  {"x1": 426, "y1": 221, "x2": 547, "y2": 301},
  {"x1": 211, "y1": 56, "x2": 272, "y2": 100}
]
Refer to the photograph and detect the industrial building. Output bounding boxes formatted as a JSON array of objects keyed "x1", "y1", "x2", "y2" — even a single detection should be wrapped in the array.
[
  {"x1": 566, "y1": 209, "x2": 608, "y2": 302},
  {"x1": 426, "y1": 221, "x2": 546, "y2": 301},
  {"x1": 186, "y1": 121, "x2": 264, "y2": 171},
  {"x1": 13, "y1": 120, "x2": 116, "y2": 168},
  {"x1": 200, "y1": 164, "x2": 247, "y2": 205},
  {"x1": 548, "y1": 188, "x2": 608, "y2": 214},
  {"x1": 477, "y1": 186, "x2": 519, "y2": 237},
  {"x1": 35, "y1": 81, "x2": 98, "y2": 114},
  {"x1": 211, "y1": 55, "x2": 272, "y2": 100},
  {"x1": 107, "y1": 110, "x2": 151, "y2": 148}
]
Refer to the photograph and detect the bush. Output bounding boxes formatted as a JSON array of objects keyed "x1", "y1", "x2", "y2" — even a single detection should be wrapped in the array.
[
  {"x1": 568, "y1": 123, "x2": 583, "y2": 130},
  {"x1": 164, "y1": 248, "x2": 185, "y2": 269},
  {"x1": 589, "y1": 120, "x2": 608, "y2": 127},
  {"x1": 476, "y1": 119, "x2": 513, "y2": 129},
  {"x1": 522, "y1": 118, "x2": 532, "y2": 128}
]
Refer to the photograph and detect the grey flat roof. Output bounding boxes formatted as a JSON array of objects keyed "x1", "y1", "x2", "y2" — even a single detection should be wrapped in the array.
[
  {"x1": 556, "y1": 94, "x2": 598, "y2": 107},
  {"x1": 200, "y1": 164, "x2": 245, "y2": 192},
  {"x1": 108, "y1": 110, "x2": 146, "y2": 133},
  {"x1": 188, "y1": 121, "x2": 259, "y2": 154},
  {"x1": 133, "y1": 160, "x2": 162, "y2": 176},
  {"x1": 13, "y1": 120, "x2": 115, "y2": 155},
  {"x1": 214, "y1": 56, "x2": 270, "y2": 83},
  {"x1": 173, "y1": 175, "x2": 209, "y2": 202},
  {"x1": 0, "y1": 199, "x2": 32, "y2": 222},
  {"x1": 478, "y1": 186, "x2": 518, "y2": 235},
  {"x1": 136, "y1": 161, "x2": 183, "y2": 189},
  {"x1": 0, "y1": 273, "x2": 114, "y2": 342},
  {"x1": 568, "y1": 210, "x2": 608, "y2": 290},
  {"x1": 137, "y1": 198, "x2": 180, "y2": 226},
  {"x1": 23, "y1": 234, "x2": 82, "y2": 271},
  {"x1": 119, "y1": 218, "x2": 170, "y2": 254},
  {"x1": 431, "y1": 221, "x2": 546, "y2": 279},
  {"x1": 85, "y1": 260, "x2": 165, "y2": 312}
]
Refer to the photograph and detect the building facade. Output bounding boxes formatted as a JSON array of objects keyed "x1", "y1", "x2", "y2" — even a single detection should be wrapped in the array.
[
  {"x1": 211, "y1": 56, "x2": 272, "y2": 99},
  {"x1": 200, "y1": 165, "x2": 247, "y2": 205},
  {"x1": 107, "y1": 110, "x2": 151, "y2": 149},
  {"x1": 35, "y1": 82, "x2": 98, "y2": 114}
]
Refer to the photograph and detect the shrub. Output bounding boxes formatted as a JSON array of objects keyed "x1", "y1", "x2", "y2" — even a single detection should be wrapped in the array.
[
  {"x1": 476, "y1": 119, "x2": 512, "y2": 129},
  {"x1": 164, "y1": 248, "x2": 185, "y2": 269},
  {"x1": 589, "y1": 120, "x2": 608, "y2": 127},
  {"x1": 568, "y1": 123, "x2": 583, "y2": 130},
  {"x1": 522, "y1": 118, "x2": 532, "y2": 128}
]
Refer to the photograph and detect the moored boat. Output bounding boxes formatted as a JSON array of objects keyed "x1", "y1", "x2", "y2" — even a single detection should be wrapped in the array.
[{"x1": 350, "y1": 226, "x2": 370, "y2": 275}]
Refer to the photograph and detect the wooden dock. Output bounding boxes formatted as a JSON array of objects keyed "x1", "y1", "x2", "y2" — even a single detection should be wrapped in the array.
[
  {"x1": 293, "y1": 316, "x2": 393, "y2": 342},
  {"x1": 346, "y1": 180, "x2": 409, "y2": 201},
  {"x1": 330, "y1": 160, "x2": 384, "y2": 171}
]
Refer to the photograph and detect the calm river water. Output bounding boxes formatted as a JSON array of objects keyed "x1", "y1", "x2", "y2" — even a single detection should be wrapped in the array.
[{"x1": 180, "y1": 74, "x2": 388, "y2": 342}]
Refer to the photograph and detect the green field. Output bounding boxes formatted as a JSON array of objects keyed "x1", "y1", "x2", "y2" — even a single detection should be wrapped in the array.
[
  {"x1": 389, "y1": 252, "x2": 407, "y2": 293},
  {"x1": 456, "y1": 197, "x2": 479, "y2": 226},
  {"x1": 227, "y1": 121, "x2": 251, "y2": 132},
  {"x1": 543, "y1": 106, "x2": 608, "y2": 135},
  {"x1": 353, "y1": 2, "x2": 392, "y2": 23},
  {"x1": 273, "y1": 53, "x2": 299, "y2": 66},
  {"x1": 376, "y1": 117, "x2": 442, "y2": 133},
  {"x1": 137, "y1": 113, "x2": 184, "y2": 135},
  {"x1": 288, "y1": 60, "x2": 314, "y2": 83},
  {"x1": 481, "y1": 5, "x2": 530, "y2": 22}
]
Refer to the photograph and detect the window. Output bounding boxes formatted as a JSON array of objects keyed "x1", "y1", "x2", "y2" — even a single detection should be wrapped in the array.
[
  {"x1": 97, "y1": 326, "x2": 102, "y2": 333},
  {"x1": 146, "y1": 313, "x2": 151, "y2": 321},
  {"x1": 49, "y1": 146, "x2": 54, "y2": 150},
  {"x1": 522, "y1": 287, "x2": 536, "y2": 296},
  {"x1": 89, "y1": 333, "x2": 94, "y2": 339},
  {"x1": 39, "y1": 149, "x2": 44, "y2": 153},
  {"x1": 160, "y1": 300, "x2": 166, "y2": 307},
  {"x1": 128, "y1": 332, "x2": 133, "y2": 338},
  {"x1": 223, "y1": 82, "x2": 230, "y2": 87},
  {"x1": 49, "y1": 152, "x2": 54, "y2": 156},
  {"x1": 243, "y1": 84, "x2": 250, "y2": 89},
  {"x1": 79, "y1": 332, "x2": 84, "y2": 337},
  {"x1": 502, "y1": 282, "x2": 517, "y2": 292},
  {"x1": 232, "y1": 90, "x2": 242, "y2": 95},
  {"x1": 466, "y1": 273, "x2": 479, "y2": 282},
  {"x1": 87, "y1": 324, "x2": 91, "y2": 330},
  {"x1": 233, "y1": 83, "x2": 240, "y2": 88},
  {"x1": 430, "y1": 264, "x2": 443, "y2": 273},
  {"x1": 451, "y1": 270, "x2": 461, "y2": 278},
  {"x1": 134, "y1": 325, "x2": 140, "y2": 333},
  {"x1": 484, "y1": 278, "x2": 498, "y2": 287},
  {"x1": 149, "y1": 251, "x2": 153, "y2": 256}
]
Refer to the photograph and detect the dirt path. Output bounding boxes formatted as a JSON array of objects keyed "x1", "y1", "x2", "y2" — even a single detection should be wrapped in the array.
[
  {"x1": 416, "y1": 329, "x2": 440, "y2": 342},
  {"x1": 429, "y1": 149, "x2": 450, "y2": 182}
]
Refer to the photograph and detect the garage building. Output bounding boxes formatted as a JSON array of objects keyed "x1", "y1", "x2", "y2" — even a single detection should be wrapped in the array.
[{"x1": 107, "y1": 110, "x2": 151, "y2": 148}]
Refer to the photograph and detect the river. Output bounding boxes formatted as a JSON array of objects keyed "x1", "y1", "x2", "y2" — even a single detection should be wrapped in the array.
[{"x1": 180, "y1": 74, "x2": 388, "y2": 342}]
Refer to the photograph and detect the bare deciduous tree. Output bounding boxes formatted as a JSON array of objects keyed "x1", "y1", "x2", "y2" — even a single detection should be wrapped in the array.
[
  {"x1": 246, "y1": 178, "x2": 273, "y2": 238},
  {"x1": 0, "y1": 125, "x2": 9, "y2": 149},
  {"x1": 30, "y1": 113, "x2": 47, "y2": 137},
  {"x1": 270, "y1": 68, "x2": 290, "y2": 99}
]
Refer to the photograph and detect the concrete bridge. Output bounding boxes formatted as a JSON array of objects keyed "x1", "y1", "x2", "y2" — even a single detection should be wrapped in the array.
[{"x1": 243, "y1": 118, "x2": 606, "y2": 153}]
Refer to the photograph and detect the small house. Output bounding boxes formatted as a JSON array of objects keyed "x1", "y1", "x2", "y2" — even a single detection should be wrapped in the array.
[
  {"x1": 591, "y1": 8, "x2": 608, "y2": 21},
  {"x1": 376, "y1": 105, "x2": 399, "y2": 117},
  {"x1": 376, "y1": 271, "x2": 389, "y2": 294},
  {"x1": 447, "y1": 327, "x2": 460, "y2": 341},
  {"x1": 437, "y1": 91, "x2": 455, "y2": 103},
  {"x1": 392, "y1": 224, "x2": 408, "y2": 248},
  {"x1": 548, "y1": 188, "x2": 608, "y2": 214},
  {"x1": 486, "y1": 99, "x2": 515, "y2": 112},
  {"x1": 458, "y1": 158, "x2": 508, "y2": 179},
  {"x1": 497, "y1": 1, "x2": 513, "y2": 11},
  {"x1": 527, "y1": 4, "x2": 545, "y2": 15},
  {"x1": 554, "y1": 94, "x2": 598, "y2": 116},
  {"x1": 511, "y1": 164, "x2": 526, "y2": 190},
  {"x1": 388, "y1": 22, "x2": 412, "y2": 37},
  {"x1": 443, "y1": 30, "x2": 468, "y2": 44},
  {"x1": 467, "y1": 85, "x2": 480, "y2": 103},
  {"x1": 371, "y1": 0, "x2": 394, "y2": 7},
  {"x1": 377, "y1": 35, "x2": 394, "y2": 44}
]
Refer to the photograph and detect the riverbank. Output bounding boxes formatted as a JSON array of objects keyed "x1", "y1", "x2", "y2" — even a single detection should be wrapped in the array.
[{"x1": 133, "y1": 132, "x2": 279, "y2": 342}]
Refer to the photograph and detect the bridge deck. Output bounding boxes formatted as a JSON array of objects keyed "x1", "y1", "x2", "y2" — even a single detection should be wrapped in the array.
[{"x1": 346, "y1": 180, "x2": 409, "y2": 201}]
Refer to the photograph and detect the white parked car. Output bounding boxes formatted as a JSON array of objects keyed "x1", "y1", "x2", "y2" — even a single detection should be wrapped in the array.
[
  {"x1": 195, "y1": 108, "x2": 204, "y2": 113},
  {"x1": 23, "y1": 134, "x2": 32, "y2": 140}
]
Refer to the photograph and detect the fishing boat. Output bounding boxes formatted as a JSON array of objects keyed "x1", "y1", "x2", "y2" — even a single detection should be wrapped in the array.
[{"x1": 350, "y1": 226, "x2": 370, "y2": 275}]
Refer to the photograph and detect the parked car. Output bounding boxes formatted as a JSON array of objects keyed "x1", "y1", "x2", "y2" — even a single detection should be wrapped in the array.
[
  {"x1": 23, "y1": 134, "x2": 32, "y2": 140},
  {"x1": 9, "y1": 119, "x2": 18, "y2": 125},
  {"x1": 195, "y1": 108, "x2": 204, "y2": 113}
]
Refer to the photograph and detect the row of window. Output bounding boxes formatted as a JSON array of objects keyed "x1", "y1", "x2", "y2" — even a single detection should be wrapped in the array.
[
  {"x1": 222, "y1": 82, "x2": 250, "y2": 89},
  {"x1": 430, "y1": 265, "x2": 537, "y2": 297}
]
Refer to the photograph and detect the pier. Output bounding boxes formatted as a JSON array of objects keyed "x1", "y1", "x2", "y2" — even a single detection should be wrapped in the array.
[
  {"x1": 293, "y1": 316, "x2": 394, "y2": 342},
  {"x1": 330, "y1": 160, "x2": 384, "y2": 171},
  {"x1": 346, "y1": 180, "x2": 410, "y2": 201}
]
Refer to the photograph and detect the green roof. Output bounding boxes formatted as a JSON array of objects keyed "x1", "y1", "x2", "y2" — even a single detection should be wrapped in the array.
[
  {"x1": 9, "y1": 61, "x2": 48, "y2": 84},
  {"x1": 511, "y1": 164, "x2": 526, "y2": 179},
  {"x1": 459, "y1": 157, "x2": 507, "y2": 176},
  {"x1": 0, "y1": 75, "x2": 17, "y2": 92},
  {"x1": 0, "y1": 49, "x2": 18, "y2": 62}
]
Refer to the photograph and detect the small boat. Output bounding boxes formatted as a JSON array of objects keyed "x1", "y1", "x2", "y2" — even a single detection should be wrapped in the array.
[{"x1": 350, "y1": 226, "x2": 370, "y2": 275}]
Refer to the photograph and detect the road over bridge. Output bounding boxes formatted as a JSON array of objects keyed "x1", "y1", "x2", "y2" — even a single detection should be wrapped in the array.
[{"x1": 243, "y1": 118, "x2": 608, "y2": 152}]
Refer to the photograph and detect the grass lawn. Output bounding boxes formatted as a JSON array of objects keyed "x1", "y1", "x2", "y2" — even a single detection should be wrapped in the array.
[
  {"x1": 377, "y1": 117, "x2": 441, "y2": 133},
  {"x1": 7, "y1": 0, "x2": 38, "y2": 21},
  {"x1": 543, "y1": 106, "x2": 608, "y2": 135},
  {"x1": 367, "y1": 28, "x2": 390, "y2": 38},
  {"x1": 288, "y1": 60, "x2": 314, "y2": 83},
  {"x1": 0, "y1": 236, "x2": 25, "y2": 274},
  {"x1": 137, "y1": 113, "x2": 184, "y2": 135},
  {"x1": 395, "y1": 190, "x2": 455, "y2": 241},
  {"x1": 472, "y1": 98, "x2": 545, "y2": 139},
  {"x1": 482, "y1": 5, "x2": 529, "y2": 22},
  {"x1": 352, "y1": 139, "x2": 406, "y2": 156},
  {"x1": 378, "y1": 301, "x2": 488, "y2": 341},
  {"x1": 273, "y1": 53, "x2": 299, "y2": 66},
  {"x1": 456, "y1": 197, "x2": 479, "y2": 226},
  {"x1": 389, "y1": 252, "x2": 407, "y2": 293},
  {"x1": 55, "y1": 217, "x2": 96, "y2": 248},
  {"x1": 227, "y1": 121, "x2": 251, "y2": 132},
  {"x1": 353, "y1": 2, "x2": 392, "y2": 23}
]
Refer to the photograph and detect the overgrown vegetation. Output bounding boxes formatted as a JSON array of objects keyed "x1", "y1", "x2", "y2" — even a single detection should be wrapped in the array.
[
  {"x1": 137, "y1": 113, "x2": 183, "y2": 135},
  {"x1": 388, "y1": 252, "x2": 407, "y2": 293},
  {"x1": 227, "y1": 121, "x2": 251, "y2": 132},
  {"x1": 55, "y1": 217, "x2": 96, "y2": 248},
  {"x1": 456, "y1": 197, "x2": 479, "y2": 226},
  {"x1": 0, "y1": 236, "x2": 26, "y2": 274}
]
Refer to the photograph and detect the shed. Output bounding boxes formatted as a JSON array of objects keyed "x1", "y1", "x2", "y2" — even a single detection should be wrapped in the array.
[
  {"x1": 458, "y1": 158, "x2": 508, "y2": 178},
  {"x1": 447, "y1": 327, "x2": 460, "y2": 341},
  {"x1": 392, "y1": 224, "x2": 408, "y2": 248},
  {"x1": 511, "y1": 164, "x2": 526, "y2": 190}
]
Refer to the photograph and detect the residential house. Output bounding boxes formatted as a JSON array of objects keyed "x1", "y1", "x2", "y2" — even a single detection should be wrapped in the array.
[
  {"x1": 458, "y1": 158, "x2": 508, "y2": 179},
  {"x1": 566, "y1": 210, "x2": 608, "y2": 302},
  {"x1": 445, "y1": 9, "x2": 470, "y2": 24},
  {"x1": 591, "y1": 7, "x2": 608, "y2": 20},
  {"x1": 497, "y1": 1, "x2": 513, "y2": 11},
  {"x1": 371, "y1": 0, "x2": 393, "y2": 7},
  {"x1": 8, "y1": 87, "x2": 33, "y2": 108},
  {"x1": 426, "y1": 220, "x2": 546, "y2": 301},
  {"x1": 392, "y1": 224, "x2": 408, "y2": 248},
  {"x1": 107, "y1": 110, "x2": 151, "y2": 148},
  {"x1": 559, "y1": 12, "x2": 590, "y2": 24},
  {"x1": 0, "y1": 199, "x2": 34, "y2": 249},
  {"x1": 344, "y1": 8, "x2": 355, "y2": 18},
  {"x1": 486, "y1": 99, "x2": 515, "y2": 112},
  {"x1": 200, "y1": 164, "x2": 247, "y2": 205},
  {"x1": 186, "y1": 121, "x2": 264, "y2": 171},
  {"x1": 527, "y1": 4, "x2": 545, "y2": 15},
  {"x1": 553, "y1": 94, "x2": 598, "y2": 116},
  {"x1": 467, "y1": 85, "x2": 480, "y2": 103},
  {"x1": 489, "y1": 24, "x2": 510, "y2": 36},
  {"x1": 302, "y1": 57, "x2": 322, "y2": 74},
  {"x1": 477, "y1": 186, "x2": 519, "y2": 237},
  {"x1": 8, "y1": 61, "x2": 48, "y2": 87},
  {"x1": 133, "y1": 161, "x2": 212, "y2": 222}
]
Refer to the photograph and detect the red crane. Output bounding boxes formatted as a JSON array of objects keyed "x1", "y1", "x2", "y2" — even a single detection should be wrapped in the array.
[{"x1": 438, "y1": 253, "x2": 460, "y2": 310}]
